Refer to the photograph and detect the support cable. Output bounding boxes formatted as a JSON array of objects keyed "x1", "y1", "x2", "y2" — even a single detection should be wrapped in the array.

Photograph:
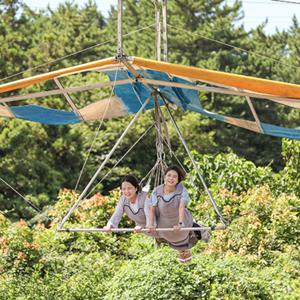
[
  {"x1": 74, "y1": 65, "x2": 121, "y2": 191},
  {"x1": 160, "y1": 95, "x2": 227, "y2": 226},
  {"x1": 85, "y1": 122, "x2": 155, "y2": 198},
  {"x1": 167, "y1": 24, "x2": 300, "y2": 70},
  {"x1": 58, "y1": 94, "x2": 153, "y2": 230},
  {"x1": 0, "y1": 176, "x2": 42, "y2": 213},
  {"x1": 0, "y1": 23, "x2": 155, "y2": 83}
]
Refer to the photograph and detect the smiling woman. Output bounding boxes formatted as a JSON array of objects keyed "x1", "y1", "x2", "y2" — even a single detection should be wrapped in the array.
[
  {"x1": 148, "y1": 165, "x2": 205, "y2": 263},
  {"x1": 103, "y1": 175, "x2": 152, "y2": 234}
]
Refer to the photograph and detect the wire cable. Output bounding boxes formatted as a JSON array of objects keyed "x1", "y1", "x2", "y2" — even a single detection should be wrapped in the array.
[
  {"x1": 85, "y1": 122, "x2": 155, "y2": 198},
  {"x1": 74, "y1": 64, "x2": 121, "y2": 191},
  {"x1": 167, "y1": 23, "x2": 300, "y2": 70},
  {"x1": 0, "y1": 176, "x2": 42, "y2": 213},
  {"x1": 0, "y1": 23, "x2": 155, "y2": 83}
]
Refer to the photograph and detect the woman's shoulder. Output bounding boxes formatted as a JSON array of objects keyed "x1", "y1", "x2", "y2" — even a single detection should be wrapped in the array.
[
  {"x1": 119, "y1": 195, "x2": 127, "y2": 204},
  {"x1": 138, "y1": 191, "x2": 148, "y2": 200},
  {"x1": 152, "y1": 184, "x2": 164, "y2": 194}
]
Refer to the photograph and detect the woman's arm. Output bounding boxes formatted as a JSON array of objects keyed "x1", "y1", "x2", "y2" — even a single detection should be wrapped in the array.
[
  {"x1": 144, "y1": 197, "x2": 152, "y2": 227},
  {"x1": 174, "y1": 187, "x2": 189, "y2": 232},
  {"x1": 103, "y1": 198, "x2": 124, "y2": 231},
  {"x1": 173, "y1": 200, "x2": 185, "y2": 232},
  {"x1": 148, "y1": 206, "x2": 157, "y2": 234},
  {"x1": 147, "y1": 193, "x2": 157, "y2": 234},
  {"x1": 178, "y1": 200, "x2": 185, "y2": 224}
]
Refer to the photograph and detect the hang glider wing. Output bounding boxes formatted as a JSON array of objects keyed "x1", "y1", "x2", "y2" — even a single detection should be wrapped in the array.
[{"x1": 1, "y1": 56, "x2": 300, "y2": 139}]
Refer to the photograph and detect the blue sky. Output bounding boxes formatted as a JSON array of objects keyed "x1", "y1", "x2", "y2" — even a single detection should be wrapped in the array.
[{"x1": 22, "y1": 0, "x2": 299, "y2": 33}]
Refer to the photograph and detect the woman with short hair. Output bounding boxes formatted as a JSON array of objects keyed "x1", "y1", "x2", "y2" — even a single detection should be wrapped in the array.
[{"x1": 148, "y1": 166, "x2": 198, "y2": 263}]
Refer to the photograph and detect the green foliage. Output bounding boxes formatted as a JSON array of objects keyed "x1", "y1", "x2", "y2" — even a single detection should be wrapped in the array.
[
  {"x1": 0, "y1": 219, "x2": 42, "y2": 275},
  {"x1": 106, "y1": 248, "x2": 197, "y2": 300},
  {"x1": 187, "y1": 151, "x2": 273, "y2": 194},
  {"x1": 208, "y1": 185, "x2": 300, "y2": 262},
  {"x1": 1, "y1": 1, "x2": 300, "y2": 298},
  {"x1": 276, "y1": 139, "x2": 300, "y2": 196},
  {"x1": 185, "y1": 151, "x2": 274, "y2": 225},
  {"x1": 1, "y1": 175, "x2": 300, "y2": 299},
  {"x1": 106, "y1": 249, "x2": 299, "y2": 300},
  {"x1": 0, "y1": 253, "x2": 119, "y2": 300}
]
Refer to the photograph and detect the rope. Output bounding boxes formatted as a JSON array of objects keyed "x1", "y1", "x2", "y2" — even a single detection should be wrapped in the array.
[
  {"x1": 157, "y1": 126, "x2": 198, "y2": 190},
  {"x1": 0, "y1": 23, "x2": 155, "y2": 83},
  {"x1": 167, "y1": 24, "x2": 300, "y2": 71}
]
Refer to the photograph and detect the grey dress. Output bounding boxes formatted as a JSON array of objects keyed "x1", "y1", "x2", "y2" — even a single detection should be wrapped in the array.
[
  {"x1": 107, "y1": 191, "x2": 151, "y2": 229},
  {"x1": 151, "y1": 183, "x2": 197, "y2": 250}
]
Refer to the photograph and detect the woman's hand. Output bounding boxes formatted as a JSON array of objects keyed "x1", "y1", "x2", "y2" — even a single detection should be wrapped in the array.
[
  {"x1": 134, "y1": 225, "x2": 143, "y2": 233},
  {"x1": 103, "y1": 225, "x2": 112, "y2": 232},
  {"x1": 173, "y1": 223, "x2": 182, "y2": 232},
  {"x1": 148, "y1": 225, "x2": 156, "y2": 235}
]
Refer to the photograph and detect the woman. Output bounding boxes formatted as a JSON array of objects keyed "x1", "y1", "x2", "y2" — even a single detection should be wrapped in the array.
[
  {"x1": 148, "y1": 166, "x2": 198, "y2": 263},
  {"x1": 103, "y1": 175, "x2": 151, "y2": 233}
]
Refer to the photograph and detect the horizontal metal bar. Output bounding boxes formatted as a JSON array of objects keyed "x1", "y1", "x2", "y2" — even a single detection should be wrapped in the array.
[
  {"x1": 2, "y1": 75, "x2": 298, "y2": 110},
  {"x1": 138, "y1": 78, "x2": 300, "y2": 107},
  {"x1": 0, "y1": 79, "x2": 132, "y2": 103},
  {"x1": 57, "y1": 225, "x2": 226, "y2": 233}
]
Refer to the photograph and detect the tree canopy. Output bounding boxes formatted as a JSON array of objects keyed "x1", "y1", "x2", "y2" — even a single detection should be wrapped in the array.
[{"x1": 0, "y1": 1, "x2": 300, "y2": 297}]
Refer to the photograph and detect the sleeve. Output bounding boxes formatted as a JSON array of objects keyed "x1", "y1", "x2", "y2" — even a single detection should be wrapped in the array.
[
  {"x1": 107, "y1": 197, "x2": 124, "y2": 228},
  {"x1": 181, "y1": 187, "x2": 190, "y2": 205},
  {"x1": 144, "y1": 196, "x2": 156, "y2": 227},
  {"x1": 150, "y1": 191, "x2": 159, "y2": 207}
]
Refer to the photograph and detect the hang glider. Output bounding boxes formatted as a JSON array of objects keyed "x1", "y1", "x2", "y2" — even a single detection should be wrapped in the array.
[{"x1": 1, "y1": 56, "x2": 300, "y2": 139}]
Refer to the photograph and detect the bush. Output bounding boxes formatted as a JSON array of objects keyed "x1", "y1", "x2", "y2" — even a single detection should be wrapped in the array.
[
  {"x1": 207, "y1": 185, "x2": 300, "y2": 262},
  {"x1": 105, "y1": 248, "x2": 300, "y2": 300},
  {"x1": 0, "y1": 253, "x2": 119, "y2": 300}
]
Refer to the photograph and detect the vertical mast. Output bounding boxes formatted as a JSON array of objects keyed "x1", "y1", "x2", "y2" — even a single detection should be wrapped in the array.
[
  {"x1": 162, "y1": 0, "x2": 168, "y2": 62},
  {"x1": 155, "y1": 1, "x2": 161, "y2": 61},
  {"x1": 117, "y1": 0, "x2": 123, "y2": 57}
]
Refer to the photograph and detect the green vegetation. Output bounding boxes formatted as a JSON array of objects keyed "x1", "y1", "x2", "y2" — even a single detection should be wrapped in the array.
[
  {"x1": 0, "y1": 0, "x2": 300, "y2": 298},
  {"x1": 1, "y1": 149, "x2": 299, "y2": 299}
]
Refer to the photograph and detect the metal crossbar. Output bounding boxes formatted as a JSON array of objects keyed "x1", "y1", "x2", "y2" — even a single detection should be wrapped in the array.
[{"x1": 58, "y1": 225, "x2": 226, "y2": 233}]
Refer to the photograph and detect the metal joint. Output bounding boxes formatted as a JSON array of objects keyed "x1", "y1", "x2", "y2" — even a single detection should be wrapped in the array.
[{"x1": 114, "y1": 54, "x2": 129, "y2": 62}]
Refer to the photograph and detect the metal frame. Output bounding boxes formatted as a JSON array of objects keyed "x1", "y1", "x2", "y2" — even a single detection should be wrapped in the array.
[
  {"x1": 245, "y1": 96, "x2": 264, "y2": 133},
  {"x1": 57, "y1": 90, "x2": 227, "y2": 232},
  {"x1": 154, "y1": 1, "x2": 161, "y2": 61},
  {"x1": 162, "y1": 0, "x2": 168, "y2": 62},
  {"x1": 57, "y1": 94, "x2": 152, "y2": 230},
  {"x1": 160, "y1": 95, "x2": 227, "y2": 226},
  {"x1": 57, "y1": 0, "x2": 227, "y2": 233},
  {"x1": 54, "y1": 78, "x2": 83, "y2": 120},
  {"x1": 59, "y1": 225, "x2": 226, "y2": 233},
  {"x1": 117, "y1": 0, "x2": 123, "y2": 57}
]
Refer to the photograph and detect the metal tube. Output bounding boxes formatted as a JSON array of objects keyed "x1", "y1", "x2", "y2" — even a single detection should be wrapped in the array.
[
  {"x1": 54, "y1": 78, "x2": 83, "y2": 120},
  {"x1": 246, "y1": 96, "x2": 264, "y2": 133},
  {"x1": 162, "y1": 96, "x2": 227, "y2": 226},
  {"x1": 117, "y1": 0, "x2": 123, "y2": 56},
  {"x1": 58, "y1": 225, "x2": 226, "y2": 233},
  {"x1": 155, "y1": 2, "x2": 161, "y2": 61},
  {"x1": 162, "y1": 0, "x2": 168, "y2": 62},
  {"x1": 58, "y1": 94, "x2": 152, "y2": 230}
]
